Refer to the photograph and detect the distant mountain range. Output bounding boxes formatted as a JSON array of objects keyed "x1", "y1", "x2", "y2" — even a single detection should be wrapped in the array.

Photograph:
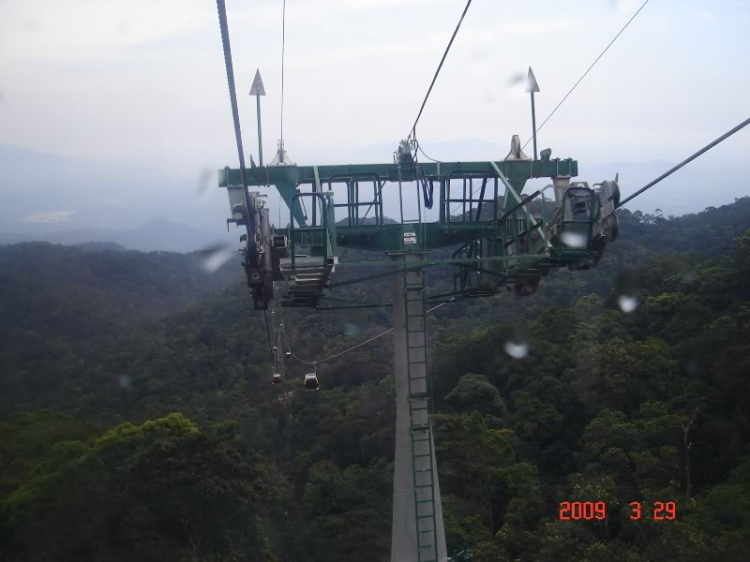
[
  {"x1": 335, "y1": 216, "x2": 398, "y2": 226},
  {"x1": 1, "y1": 143, "x2": 747, "y2": 252},
  {"x1": 349, "y1": 140, "x2": 748, "y2": 217},
  {"x1": 0, "y1": 217, "x2": 234, "y2": 253},
  {"x1": 0, "y1": 144, "x2": 232, "y2": 239}
]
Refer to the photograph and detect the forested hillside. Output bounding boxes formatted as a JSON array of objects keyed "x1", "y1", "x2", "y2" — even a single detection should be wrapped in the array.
[{"x1": 2, "y1": 199, "x2": 750, "y2": 561}]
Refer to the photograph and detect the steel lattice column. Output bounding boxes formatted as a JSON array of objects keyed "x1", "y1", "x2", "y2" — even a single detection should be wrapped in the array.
[{"x1": 390, "y1": 252, "x2": 447, "y2": 562}]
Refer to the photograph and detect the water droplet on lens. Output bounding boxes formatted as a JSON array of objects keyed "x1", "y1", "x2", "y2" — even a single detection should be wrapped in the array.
[
  {"x1": 618, "y1": 295, "x2": 638, "y2": 313},
  {"x1": 507, "y1": 71, "x2": 525, "y2": 87},
  {"x1": 504, "y1": 340, "x2": 529, "y2": 359},
  {"x1": 199, "y1": 243, "x2": 235, "y2": 274},
  {"x1": 614, "y1": 271, "x2": 639, "y2": 312},
  {"x1": 561, "y1": 231, "x2": 588, "y2": 249},
  {"x1": 195, "y1": 168, "x2": 214, "y2": 202}
]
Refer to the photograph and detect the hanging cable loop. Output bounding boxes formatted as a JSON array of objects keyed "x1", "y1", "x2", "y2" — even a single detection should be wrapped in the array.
[{"x1": 280, "y1": 299, "x2": 456, "y2": 366}]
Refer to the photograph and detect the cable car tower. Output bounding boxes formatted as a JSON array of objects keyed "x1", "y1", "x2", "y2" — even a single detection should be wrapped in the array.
[
  {"x1": 213, "y1": 1, "x2": 620, "y2": 561},
  {"x1": 221, "y1": 140, "x2": 620, "y2": 562}
]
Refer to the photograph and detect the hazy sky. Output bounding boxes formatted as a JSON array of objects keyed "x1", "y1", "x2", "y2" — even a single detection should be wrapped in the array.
[{"x1": 0, "y1": 0, "x2": 748, "y2": 228}]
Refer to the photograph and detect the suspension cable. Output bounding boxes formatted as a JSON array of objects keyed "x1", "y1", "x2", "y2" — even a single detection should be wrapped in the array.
[
  {"x1": 263, "y1": 309, "x2": 274, "y2": 354},
  {"x1": 408, "y1": 0, "x2": 474, "y2": 141},
  {"x1": 216, "y1": 0, "x2": 247, "y2": 176},
  {"x1": 521, "y1": 0, "x2": 650, "y2": 150},
  {"x1": 277, "y1": 298, "x2": 314, "y2": 365},
  {"x1": 446, "y1": 116, "x2": 750, "y2": 217},
  {"x1": 281, "y1": 323, "x2": 316, "y2": 365},
  {"x1": 282, "y1": 109, "x2": 747, "y2": 363},
  {"x1": 447, "y1": 0, "x2": 651, "y2": 218},
  {"x1": 317, "y1": 329, "x2": 395, "y2": 364},
  {"x1": 617, "y1": 116, "x2": 750, "y2": 209},
  {"x1": 281, "y1": 298, "x2": 456, "y2": 366},
  {"x1": 215, "y1": 0, "x2": 254, "y2": 250},
  {"x1": 280, "y1": 0, "x2": 287, "y2": 144}
]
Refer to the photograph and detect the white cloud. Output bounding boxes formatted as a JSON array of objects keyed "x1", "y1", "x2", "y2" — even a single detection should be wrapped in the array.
[
  {"x1": 21, "y1": 210, "x2": 75, "y2": 224},
  {"x1": 486, "y1": 16, "x2": 583, "y2": 37},
  {"x1": 0, "y1": 0, "x2": 748, "y2": 180},
  {"x1": 613, "y1": 0, "x2": 643, "y2": 15},
  {"x1": 0, "y1": 0, "x2": 215, "y2": 63},
  {"x1": 335, "y1": 0, "x2": 433, "y2": 10},
  {"x1": 696, "y1": 10, "x2": 718, "y2": 22}
]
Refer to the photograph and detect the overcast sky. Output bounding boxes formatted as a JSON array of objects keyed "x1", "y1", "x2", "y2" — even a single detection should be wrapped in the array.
[{"x1": 0, "y1": 0, "x2": 748, "y2": 227}]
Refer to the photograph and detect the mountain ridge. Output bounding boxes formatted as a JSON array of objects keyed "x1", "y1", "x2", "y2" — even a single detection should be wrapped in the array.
[{"x1": 0, "y1": 215, "x2": 233, "y2": 253}]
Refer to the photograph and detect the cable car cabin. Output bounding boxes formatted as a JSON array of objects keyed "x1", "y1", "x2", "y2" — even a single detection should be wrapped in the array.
[
  {"x1": 304, "y1": 373, "x2": 319, "y2": 391},
  {"x1": 271, "y1": 373, "x2": 283, "y2": 385},
  {"x1": 550, "y1": 181, "x2": 620, "y2": 271},
  {"x1": 559, "y1": 185, "x2": 598, "y2": 254},
  {"x1": 285, "y1": 351, "x2": 292, "y2": 360}
]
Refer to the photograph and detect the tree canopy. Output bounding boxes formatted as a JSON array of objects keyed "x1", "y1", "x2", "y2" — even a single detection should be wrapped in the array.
[{"x1": 2, "y1": 198, "x2": 750, "y2": 560}]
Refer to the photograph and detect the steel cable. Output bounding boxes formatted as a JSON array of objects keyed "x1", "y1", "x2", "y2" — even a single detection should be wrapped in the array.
[
  {"x1": 280, "y1": 0, "x2": 287, "y2": 143},
  {"x1": 617, "y1": 117, "x2": 750, "y2": 208},
  {"x1": 408, "y1": 0, "x2": 474, "y2": 140},
  {"x1": 281, "y1": 299, "x2": 456, "y2": 366},
  {"x1": 521, "y1": 0, "x2": 651, "y2": 150},
  {"x1": 447, "y1": 0, "x2": 651, "y2": 218}
]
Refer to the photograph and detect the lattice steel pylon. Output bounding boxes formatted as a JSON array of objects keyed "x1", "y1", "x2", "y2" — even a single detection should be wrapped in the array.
[
  {"x1": 210, "y1": 2, "x2": 618, "y2": 558},
  {"x1": 218, "y1": 138, "x2": 620, "y2": 561},
  {"x1": 390, "y1": 247, "x2": 446, "y2": 561}
]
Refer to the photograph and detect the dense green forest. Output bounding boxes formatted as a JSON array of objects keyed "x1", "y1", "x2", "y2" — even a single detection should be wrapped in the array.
[{"x1": 2, "y1": 198, "x2": 750, "y2": 561}]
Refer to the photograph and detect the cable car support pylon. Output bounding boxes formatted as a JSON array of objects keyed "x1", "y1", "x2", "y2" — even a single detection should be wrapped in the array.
[
  {"x1": 206, "y1": 0, "x2": 737, "y2": 559},
  {"x1": 212, "y1": 0, "x2": 750, "y2": 558},
  {"x1": 391, "y1": 243, "x2": 445, "y2": 561}
]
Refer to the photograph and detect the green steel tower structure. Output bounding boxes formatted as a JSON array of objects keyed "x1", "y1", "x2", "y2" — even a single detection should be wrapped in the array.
[
  {"x1": 212, "y1": 0, "x2": 750, "y2": 556},
  {"x1": 213, "y1": 2, "x2": 620, "y2": 560},
  {"x1": 218, "y1": 138, "x2": 621, "y2": 562}
]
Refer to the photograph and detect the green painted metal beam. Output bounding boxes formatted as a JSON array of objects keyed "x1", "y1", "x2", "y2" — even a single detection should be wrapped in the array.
[
  {"x1": 275, "y1": 180, "x2": 305, "y2": 226},
  {"x1": 219, "y1": 158, "x2": 577, "y2": 189},
  {"x1": 219, "y1": 158, "x2": 577, "y2": 228},
  {"x1": 328, "y1": 222, "x2": 496, "y2": 252}
]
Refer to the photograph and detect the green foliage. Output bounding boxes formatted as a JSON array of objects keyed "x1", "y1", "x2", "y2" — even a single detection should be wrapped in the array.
[
  {"x1": 446, "y1": 374, "x2": 507, "y2": 416},
  {"x1": 298, "y1": 459, "x2": 391, "y2": 562},
  {"x1": 3, "y1": 201, "x2": 750, "y2": 560},
  {"x1": 2, "y1": 413, "x2": 277, "y2": 561}
]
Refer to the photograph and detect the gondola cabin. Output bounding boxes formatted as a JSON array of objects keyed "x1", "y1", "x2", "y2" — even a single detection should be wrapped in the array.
[
  {"x1": 304, "y1": 373, "x2": 319, "y2": 391},
  {"x1": 285, "y1": 351, "x2": 292, "y2": 360},
  {"x1": 271, "y1": 373, "x2": 283, "y2": 385}
]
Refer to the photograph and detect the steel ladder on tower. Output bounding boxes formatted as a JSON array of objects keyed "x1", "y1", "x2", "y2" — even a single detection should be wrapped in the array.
[{"x1": 403, "y1": 261, "x2": 438, "y2": 562}]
